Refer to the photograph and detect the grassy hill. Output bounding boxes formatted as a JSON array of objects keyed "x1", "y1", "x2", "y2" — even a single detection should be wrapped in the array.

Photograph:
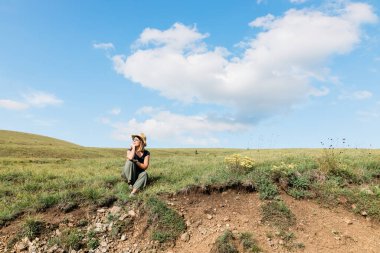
[
  {"x1": 0, "y1": 130, "x2": 79, "y2": 147},
  {"x1": 0, "y1": 130, "x2": 123, "y2": 158}
]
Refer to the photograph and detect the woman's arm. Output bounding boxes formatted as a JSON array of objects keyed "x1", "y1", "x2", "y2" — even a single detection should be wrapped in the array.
[
  {"x1": 136, "y1": 155, "x2": 150, "y2": 170},
  {"x1": 126, "y1": 145, "x2": 136, "y2": 160}
]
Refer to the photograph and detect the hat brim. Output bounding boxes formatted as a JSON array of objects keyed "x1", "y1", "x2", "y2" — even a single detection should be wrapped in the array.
[{"x1": 131, "y1": 134, "x2": 146, "y2": 146}]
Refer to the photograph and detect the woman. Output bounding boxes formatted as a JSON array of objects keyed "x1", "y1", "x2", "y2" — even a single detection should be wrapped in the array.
[{"x1": 121, "y1": 133, "x2": 150, "y2": 197}]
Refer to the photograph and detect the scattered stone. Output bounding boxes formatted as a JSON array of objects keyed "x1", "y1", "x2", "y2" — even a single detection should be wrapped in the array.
[
  {"x1": 344, "y1": 218, "x2": 353, "y2": 225},
  {"x1": 223, "y1": 217, "x2": 230, "y2": 222},
  {"x1": 119, "y1": 214, "x2": 128, "y2": 221},
  {"x1": 193, "y1": 220, "x2": 202, "y2": 227},
  {"x1": 128, "y1": 210, "x2": 136, "y2": 217},
  {"x1": 361, "y1": 211, "x2": 368, "y2": 216},
  {"x1": 207, "y1": 214, "x2": 213, "y2": 220},
  {"x1": 15, "y1": 241, "x2": 28, "y2": 251},
  {"x1": 97, "y1": 208, "x2": 106, "y2": 213},
  {"x1": 110, "y1": 206, "x2": 122, "y2": 215},
  {"x1": 185, "y1": 220, "x2": 191, "y2": 227},
  {"x1": 47, "y1": 245, "x2": 58, "y2": 253},
  {"x1": 121, "y1": 234, "x2": 127, "y2": 241},
  {"x1": 180, "y1": 232, "x2": 190, "y2": 242}
]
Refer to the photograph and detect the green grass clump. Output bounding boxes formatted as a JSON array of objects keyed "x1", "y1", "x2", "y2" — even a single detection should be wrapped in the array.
[
  {"x1": 23, "y1": 218, "x2": 45, "y2": 239},
  {"x1": 60, "y1": 229, "x2": 84, "y2": 251},
  {"x1": 239, "y1": 232, "x2": 262, "y2": 252},
  {"x1": 87, "y1": 230, "x2": 99, "y2": 250},
  {"x1": 250, "y1": 171, "x2": 279, "y2": 200},
  {"x1": 146, "y1": 197, "x2": 186, "y2": 243},
  {"x1": 261, "y1": 200, "x2": 296, "y2": 230},
  {"x1": 212, "y1": 230, "x2": 238, "y2": 253}
]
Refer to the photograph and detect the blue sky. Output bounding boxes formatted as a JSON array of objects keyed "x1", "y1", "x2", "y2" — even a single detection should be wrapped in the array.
[{"x1": 1, "y1": 0, "x2": 380, "y2": 148}]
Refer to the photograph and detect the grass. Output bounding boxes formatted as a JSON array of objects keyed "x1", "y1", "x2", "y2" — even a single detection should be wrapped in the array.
[
  {"x1": 145, "y1": 197, "x2": 186, "y2": 242},
  {"x1": 212, "y1": 230, "x2": 238, "y2": 253},
  {"x1": 1, "y1": 130, "x2": 380, "y2": 228},
  {"x1": 212, "y1": 230, "x2": 263, "y2": 253},
  {"x1": 261, "y1": 200, "x2": 296, "y2": 230}
]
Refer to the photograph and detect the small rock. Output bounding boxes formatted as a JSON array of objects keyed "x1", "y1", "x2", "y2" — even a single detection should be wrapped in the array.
[
  {"x1": 97, "y1": 208, "x2": 106, "y2": 213},
  {"x1": 344, "y1": 218, "x2": 353, "y2": 225},
  {"x1": 128, "y1": 210, "x2": 136, "y2": 217},
  {"x1": 279, "y1": 240, "x2": 284, "y2": 245},
  {"x1": 119, "y1": 214, "x2": 128, "y2": 221},
  {"x1": 207, "y1": 214, "x2": 213, "y2": 220},
  {"x1": 223, "y1": 217, "x2": 230, "y2": 222},
  {"x1": 361, "y1": 211, "x2": 368, "y2": 216},
  {"x1": 15, "y1": 241, "x2": 28, "y2": 251},
  {"x1": 110, "y1": 206, "x2": 122, "y2": 215},
  {"x1": 121, "y1": 234, "x2": 127, "y2": 241},
  {"x1": 185, "y1": 220, "x2": 191, "y2": 227},
  {"x1": 193, "y1": 220, "x2": 202, "y2": 227},
  {"x1": 180, "y1": 232, "x2": 190, "y2": 242}
]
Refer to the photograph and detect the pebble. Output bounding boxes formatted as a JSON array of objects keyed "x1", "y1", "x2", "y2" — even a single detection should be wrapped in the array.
[
  {"x1": 180, "y1": 232, "x2": 190, "y2": 242},
  {"x1": 207, "y1": 214, "x2": 213, "y2": 220},
  {"x1": 128, "y1": 210, "x2": 137, "y2": 217}
]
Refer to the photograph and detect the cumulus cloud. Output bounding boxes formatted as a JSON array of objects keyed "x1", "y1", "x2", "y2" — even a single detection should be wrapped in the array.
[
  {"x1": 112, "y1": 2, "x2": 377, "y2": 120},
  {"x1": 101, "y1": 108, "x2": 248, "y2": 146},
  {"x1": 339, "y1": 90, "x2": 373, "y2": 100},
  {"x1": 0, "y1": 99, "x2": 29, "y2": 110},
  {"x1": 0, "y1": 91, "x2": 63, "y2": 111},
  {"x1": 109, "y1": 107, "x2": 121, "y2": 115},
  {"x1": 23, "y1": 91, "x2": 63, "y2": 107},
  {"x1": 93, "y1": 42, "x2": 115, "y2": 50}
]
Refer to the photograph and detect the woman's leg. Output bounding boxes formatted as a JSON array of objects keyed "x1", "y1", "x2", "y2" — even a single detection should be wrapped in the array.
[
  {"x1": 131, "y1": 171, "x2": 148, "y2": 195},
  {"x1": 122, "y1": 160, "x2": 138, "y2": 185}
]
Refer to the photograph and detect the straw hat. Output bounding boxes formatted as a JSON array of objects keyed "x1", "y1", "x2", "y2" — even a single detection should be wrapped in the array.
[{"x1": 131, "y1": 133, "x2": 147, "y2": 146}]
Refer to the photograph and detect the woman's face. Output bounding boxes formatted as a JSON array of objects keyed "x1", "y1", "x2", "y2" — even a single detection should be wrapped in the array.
[{"x1": 133, "y1": 137, "x2": 142, "y2": 147}]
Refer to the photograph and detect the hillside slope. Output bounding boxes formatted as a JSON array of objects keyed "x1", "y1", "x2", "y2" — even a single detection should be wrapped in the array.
[{"x1": 0, "y1": 130, "x2": 123, "y2": 158}]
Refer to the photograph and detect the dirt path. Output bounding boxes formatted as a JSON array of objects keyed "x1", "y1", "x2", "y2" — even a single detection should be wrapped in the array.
[{"x1": 165, "y1": 191, "x2": 380, "y2": 253}]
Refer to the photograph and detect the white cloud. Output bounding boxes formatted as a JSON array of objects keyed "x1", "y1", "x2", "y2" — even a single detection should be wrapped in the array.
[
  {"x1": 23, "y1": 91, "x2": 63, "y2": 107},
  {"x1": 339, "y1": 90, "x2": 373, "y2": 100},
  {"x1": 113, "y1": 2, "x2": 377, "y2": 120},
  {"x1": 93, "y1": 42, "x2": 115, "y2": 50},
  {"x1": 109, "y1": 107, "x2": 121, "y2": 115},
  {"x1": 0, "y1": 91, "x2": 63, "y2": 111},
  {"x1": 290, "y1": 0, "x2": 307, "y2": 4},
  {"x1": 102, "y1": 109, "x2": 248, "y2": 146},
  {"x1": 0, "y1": 99, "x2": 29, "y2": 110}
]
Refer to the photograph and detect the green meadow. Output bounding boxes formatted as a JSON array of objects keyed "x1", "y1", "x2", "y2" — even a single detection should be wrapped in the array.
[{"x1": 1, "y1": 130, "x2": 380, "y2": 227}]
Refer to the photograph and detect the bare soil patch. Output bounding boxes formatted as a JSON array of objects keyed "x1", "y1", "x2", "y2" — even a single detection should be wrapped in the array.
[{"x1": 1, "y1": 191, "x2": 380, "y2": 252}]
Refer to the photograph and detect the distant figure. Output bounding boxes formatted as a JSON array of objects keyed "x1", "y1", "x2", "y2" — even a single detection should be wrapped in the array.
[{"x1": 121, "y1": 133, "x2": 150, "y2": 197}]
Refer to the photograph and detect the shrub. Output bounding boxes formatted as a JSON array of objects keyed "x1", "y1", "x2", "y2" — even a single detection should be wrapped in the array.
[{"x1": 225, "y1": 154, "x2": 255, "y2": 173}]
